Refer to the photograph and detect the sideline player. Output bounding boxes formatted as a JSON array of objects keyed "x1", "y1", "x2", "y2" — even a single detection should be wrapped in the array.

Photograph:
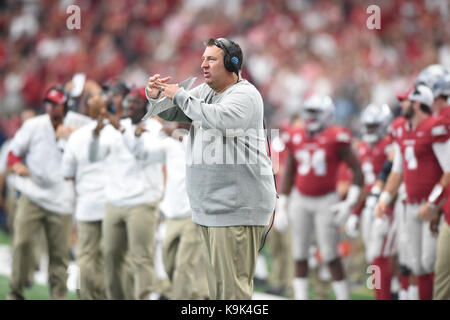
[
  {"x1": 375, "y1": 85, "x2": 450, "y2": 300},
  {"x1": 277, "y1": 94, "x2": 364, "y2": 300}
]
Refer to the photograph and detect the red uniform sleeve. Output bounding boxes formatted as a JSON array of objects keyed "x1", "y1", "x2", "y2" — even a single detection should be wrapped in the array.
[
  {"x1": 430, "y1": 116, "x2": 450, "y2": 144},
  {"x1": 7, "y1": 151, "x2": 22, "y2": 167}
]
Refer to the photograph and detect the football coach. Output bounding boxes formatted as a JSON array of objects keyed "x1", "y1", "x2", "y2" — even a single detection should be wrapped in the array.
[{"x1": 145, "y1": 37, "x2": 276, "y2": 299}]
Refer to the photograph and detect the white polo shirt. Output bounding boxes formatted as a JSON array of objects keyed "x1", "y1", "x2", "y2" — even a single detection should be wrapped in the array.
[
  {"x1": 159, "y1": 135, "x2": 192, "y2": 220},
  {"x1": 62, "y1": 120, "x2": 107, "y2": 221},
  {"x1": 8, "y1": 114, "x2": 75, "y2": 214},
  {"x1": 89, "y1": 117, "x2": 165, "y2": 207}
]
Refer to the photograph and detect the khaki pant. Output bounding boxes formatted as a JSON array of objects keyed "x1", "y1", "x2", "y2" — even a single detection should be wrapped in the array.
[
  {"x1": 9, "y1": 195, "x2": 72, "y2": 300},
  {"x1": 5, "y1": 185, "x2": 17, "y2": 235},
  {"x1": 103, "y1": 202, "x2": 159, "y2": 300},
  {"x1": 200, "y1": 225, "x2": 265, "y2": 300},
  {"x1": 267, "y1": 228, "x2": 294, "y2": 298},
  {"x1": 163, "y1": 217, "x2": 209, "y2": 299},
  {"x1": 345, "y1": 236, "x2": 367, "y2": 284},
  {"x1": 77, "y1": 220, "x2": 105, "y2": 300},
  {"x1": 310, "y1": 266, "x2": 332, "y2": 300},
  {"x1": 6, "y1": 187, "x2": 45, "y2": 284},
  {"x1": 433, "y1": 221, "x2": 450, "y2": 300}
]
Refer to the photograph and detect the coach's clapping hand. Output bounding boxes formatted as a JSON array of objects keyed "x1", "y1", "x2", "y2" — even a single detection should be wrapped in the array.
[
  {"x1": 93, "y1": 110, "x2": 106, "y2": 136},
  {"x1": 12, "y1": 163, "x2": 30, "y2": 177},
  {"x1": 107, "y1": 112, "x2": 124, "y2": 133},
  {"x1": 135, "y1": 122, "x2": 147, "y2": 137},
  {"x1": 56, "y1": 125, "x2": 74, "y2": 140},
  {"x1": 157, "y1": 82, "x2": 180, "y2": 100},
  {"x1": 146, "y1": 74, "x2": 172, "y2": 99}
]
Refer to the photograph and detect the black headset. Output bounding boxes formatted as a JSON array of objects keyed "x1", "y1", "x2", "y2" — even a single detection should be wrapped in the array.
[{"x1": 213, "y1": 38, "x2": 240, "y2": 77}]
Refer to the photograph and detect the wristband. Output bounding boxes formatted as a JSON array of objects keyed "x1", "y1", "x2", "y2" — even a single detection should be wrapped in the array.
[
  {"x1": 427, "y1": 183, "x2": 445, "y2": 206},
  {"x1": 379, "y1": 191, "x2": 392, "y2": 205},
  {"x1": 370, "y1": 185, "x2": 382, "y2": 196}
]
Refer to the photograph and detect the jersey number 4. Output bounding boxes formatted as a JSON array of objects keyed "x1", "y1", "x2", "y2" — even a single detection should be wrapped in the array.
[
  {"x1": 295, "y1": 149, "x2": 326, "y2": 176},
  {"x1": 404, "y1": 145, "x2": 418, "y2": 170}
]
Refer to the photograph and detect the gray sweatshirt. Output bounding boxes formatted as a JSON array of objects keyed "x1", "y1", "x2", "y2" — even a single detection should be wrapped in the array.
[{"x1": 149, "y1": 80, "x2": 276, "y2": 227}]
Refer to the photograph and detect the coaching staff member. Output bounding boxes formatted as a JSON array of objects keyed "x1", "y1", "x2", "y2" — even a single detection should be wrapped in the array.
[{"x1": 145, "y1": 38, "x2": 276, "y2": 299}]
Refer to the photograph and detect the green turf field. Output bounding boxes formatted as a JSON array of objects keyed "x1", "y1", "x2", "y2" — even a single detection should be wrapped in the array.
[
  {"x1": 0, "y1": 274, "x2": 79, "y2": 300},
  {"x1": 0, "y1": 228, "x2": 373, "y2": 300},
  {"x1": 0, "y1": 228, "x2": 10, "y2": 245}
]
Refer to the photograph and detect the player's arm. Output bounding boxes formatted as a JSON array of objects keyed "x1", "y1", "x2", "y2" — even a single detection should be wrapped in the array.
[
  {"x1": 375, "y1": 143, "x2": 403, "y2": 218},
  {"x1": 338, "y1": 145, "x2": 364, "y2": 201},
  {"x1": 273, "y1": 151, "x2": 295, "y2": 232},
  {"x1": 419, "y1": 138, "x2": 450, "y2": 221},
  {"x1": 280, "y1": 152, "x2": 295, "y2": 196},
  {"x1": 332, "y1": 145, "x2": 363, "y2": 227}
]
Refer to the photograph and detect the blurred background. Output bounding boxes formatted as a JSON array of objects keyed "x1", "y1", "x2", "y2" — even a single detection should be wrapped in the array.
[
  {"x1": 1, "y1": 0, "x2": 449, "y2": 300},
  {"x1": 1, "y1": 0, "x2": 450, "y2": 147}
]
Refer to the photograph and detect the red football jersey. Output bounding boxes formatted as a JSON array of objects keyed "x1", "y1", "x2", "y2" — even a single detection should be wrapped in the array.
[
  {"x1": 286, "y1": 125, "x2": 352, "y2": 196},
  {"x1": 438, "y1": 106, "x2": 450, "y2": 224},
  {"x1": 387, "y1": 116, "x2": 406, "y2": 144},
  {"x1": 395, "y1": 116, "x2": 450, "y2": 203},
  {"x1": 357, "y1": 137, "x2": 392, "y2": 190}
]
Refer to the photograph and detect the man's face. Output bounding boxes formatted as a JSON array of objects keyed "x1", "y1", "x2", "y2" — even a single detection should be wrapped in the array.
[
  {"x1": 201, "y1": 45, "x2": 228, "y2": 90},
  {"x1": 403, "y1": 100, "x2": 416, "y2": 119},
  {"x1": 400, "y1": 99, "x2": 412, "y2": 118},
  {"x1": 87, "y1": 95, "x2": 107, "y2": 119},
  {"x1": 46, "y1": 102, "x2": 65, "y2": 127},
  {"x1": 125, "y1": 95, "x2": 147, "y2": 124}
]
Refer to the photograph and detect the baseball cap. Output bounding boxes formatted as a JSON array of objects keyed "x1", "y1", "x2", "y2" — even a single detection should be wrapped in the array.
[
  {"x1": 408, "y1": 84, "x2": 434, "y2": 107},
  {"x1": 396, "y1": 85, "x2": 414, "y2": 101},
  {"x1": 44, "y1": 87, "x2": 68, "y2": 105},
  {"x1": 128, "y1": 87, "x2": 147, "y2": 100}
]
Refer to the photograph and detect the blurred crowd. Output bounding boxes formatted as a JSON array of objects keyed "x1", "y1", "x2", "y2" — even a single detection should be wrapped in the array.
[{"x1": 1, "y1": 0, "x2": 450, "y2": 145}]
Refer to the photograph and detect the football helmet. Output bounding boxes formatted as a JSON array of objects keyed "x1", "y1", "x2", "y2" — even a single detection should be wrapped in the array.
[
  {"x1": 301, "y1": 94, "x2": 335, "y2": 133},
  {"x1": 360, "y1": 103, "x2": 392, "y2": 144},
  {"x1": 415, "y1": 64, "x2": 450, "y2": 94},
  {"x1": 432, "y1": 74, "x2": 450, "y2": 98}
]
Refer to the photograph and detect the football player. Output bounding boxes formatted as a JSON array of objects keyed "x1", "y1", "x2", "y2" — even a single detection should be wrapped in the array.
[
  {"x1": 429, "y1": 73, "x2": 450, "y2": 299},
  {"x1": 375, "y1": 85, "x2": 450, "y2": 300},
  {"x1": 277, "y1": 95, "x2": 364, "y2": 300},
  {"x1": 345, "y1": 103, "x2": 394, "y2": 300}
]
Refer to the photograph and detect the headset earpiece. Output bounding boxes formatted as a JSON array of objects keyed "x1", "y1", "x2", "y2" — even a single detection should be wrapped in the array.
[{"x1": 215, "y1": 38, "x2": 239, "y2": 76}]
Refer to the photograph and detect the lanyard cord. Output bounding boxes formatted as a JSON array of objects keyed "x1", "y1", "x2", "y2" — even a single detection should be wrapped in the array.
[{"x1": 258, "y1": 119, "x2": 279, "y2": 252}]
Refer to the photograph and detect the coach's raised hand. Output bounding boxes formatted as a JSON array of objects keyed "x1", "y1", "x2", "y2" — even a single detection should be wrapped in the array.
[{"x1": 146, "y1": 74, "x2": 171, "y2": 99}]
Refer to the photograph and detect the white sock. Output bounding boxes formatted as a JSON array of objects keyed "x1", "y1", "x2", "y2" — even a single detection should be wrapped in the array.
[
  {"x1": 407, "y1": 285, "x2": 418, "y2": 300},
  {"x1": 399, "y1": 289, "x2": 408, "y2": 300},
  {"x1": 391, "y1": 276, "x2": 400, "y2": 294},
  {"x1": 149, "y1": 292, "x2": 161, "y2": 300},
  {"x1": 332, "y1": 279, "x2": 350, "y2": 300},
  {"x1": 293, "y1": 277, "x2": 309, "y2": 300}
]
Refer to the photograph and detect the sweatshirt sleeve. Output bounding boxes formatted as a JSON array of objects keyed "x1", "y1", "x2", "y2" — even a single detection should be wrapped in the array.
[
  {"x1": 146, "y1": 84, "x2": 205, "y2": 123},
  {"x1": 172, "y1": 86, "x2": 254, "y2": 133},
  {"x1": 9, "y1": 119, "x2": 33, "y2": 157}
]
